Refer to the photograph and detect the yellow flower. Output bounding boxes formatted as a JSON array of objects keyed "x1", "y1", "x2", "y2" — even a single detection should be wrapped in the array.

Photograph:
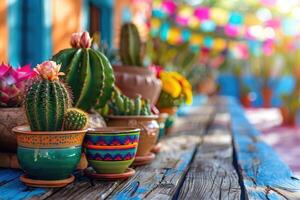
[
  {"x1": 183, "y1": 88, "x2": 193, "y2": 105},
  {"x1": 161, "y1": 76, "x2": 181, "y2": 98}
]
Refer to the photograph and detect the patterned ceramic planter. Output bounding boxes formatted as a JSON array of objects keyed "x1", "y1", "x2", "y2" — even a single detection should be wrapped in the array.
[
  {"x1": 0, "y1": 107, "x2": 27, "y2": 152},
  {"x1": 106, "y1": 116, "x2": 159, "y2": 156},
  {"x1": 158, "y1": 107, "x2": 177, "y2": 135},
  {"x1": 13, "y1": 126, "x2": 87, "y2": 180},
  {"x1": 84, "y1": 127, "x2": 140, "y2": 174},
  {"x1": 157, "y1": 113, "x2": 168, "y2": 142}
]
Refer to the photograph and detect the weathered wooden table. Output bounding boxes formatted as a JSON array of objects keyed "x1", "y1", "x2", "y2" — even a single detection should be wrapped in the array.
[{"x1": 1, "y1": 97, "x2": 300, "y2": 200}]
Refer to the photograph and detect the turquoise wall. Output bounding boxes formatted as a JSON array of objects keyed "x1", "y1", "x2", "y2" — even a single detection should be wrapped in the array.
[{"x1": 7, "y1": 0, "x2": 114, "y2": 66}]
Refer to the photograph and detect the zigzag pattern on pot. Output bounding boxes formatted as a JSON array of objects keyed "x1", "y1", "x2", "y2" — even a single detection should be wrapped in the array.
[
  {"x1": 86, "y1": 152, "x2": 135, "y2": 161},
  {"x1": 84, "y1": 135, "x2": 139, "y2": 146}
]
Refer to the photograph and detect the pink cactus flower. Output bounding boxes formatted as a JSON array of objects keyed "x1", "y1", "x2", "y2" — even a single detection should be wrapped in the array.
[
  {"x1": 34, "y1": 61, "x2": 64, "y2": 81},
  {"x1": 0, "y1": 63, "x2": 36, "y2": 107},
  {"x1": 70, "y1": 32, "x2": 82, "y2": 48},
  {"x1": 80, "y1": 31, "x2": 92, "y2": 49}
]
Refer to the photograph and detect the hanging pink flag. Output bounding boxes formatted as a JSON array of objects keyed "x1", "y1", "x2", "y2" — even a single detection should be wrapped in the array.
[
  {"x1": 265, "y1": 18, "x2": 281, "y2": 29},
  {"x1": 162, "y1": 0, "x2": 177, "y2": 15},
  {"x1": 194, "y1": 7, "x2": 210, "y2": 21},
  {"x1": 224, "y1": 25, "x2": 240, "y2": 37},
  {"x1": 260, "y1": 0, "x2": 276, "y2": 7}
]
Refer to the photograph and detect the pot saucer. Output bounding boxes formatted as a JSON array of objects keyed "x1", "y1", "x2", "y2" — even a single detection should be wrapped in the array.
[
  {"x1": 20, "y1": 174, "x2": 75, "y2": 188},
  {"x1": 84, "y1": 168, "x2": 135, "y2": 180},
  {"x1": 151, "y1": 143, "x2": 162, "y2": 154},
  {"x1": 132, "y1": 152, "x2": 155, "y2": 166}
]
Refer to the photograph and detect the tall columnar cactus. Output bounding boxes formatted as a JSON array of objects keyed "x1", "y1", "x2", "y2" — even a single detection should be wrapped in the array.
[
  {"x1": 63, "y1": 108, "x2": 88, "y2": 131},
  {"x1": 52, "y1": 31, "x2": 115, "y2": 111},
  {"x1": 119, "y1": 23, "x2": 142, "y2": 66},
  {"x1": 25, "y1": 61, "x2": 71, "y2": 131}
]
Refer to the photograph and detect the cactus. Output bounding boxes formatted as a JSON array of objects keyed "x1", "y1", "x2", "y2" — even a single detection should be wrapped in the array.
[
  {"x1": 52, "y1": 31, "x2": 115, "y2": 111},
  {"x1": 25, "y1": 61, "x2": 71, "y2": 131},
  {"x1": 119, "y1": 23, "x2": 142, "y2": 66},
  {"x1": 108, "y1": 89, "x2": 152, "y2": 116},
  {"x1": 0, "y1": 64, "x2": 36, "y2": 107},
  {"x1": 63, "y1": 108, "x2": 88, "y2": 130}
]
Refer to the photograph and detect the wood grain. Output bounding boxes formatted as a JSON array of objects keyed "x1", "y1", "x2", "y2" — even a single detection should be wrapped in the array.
[
  {"x1": 178, "y1": 109, "x2": 241, "y2": 200},
  {"x1": 228, "y1": 97, "x2": 300, "y2": 200}
]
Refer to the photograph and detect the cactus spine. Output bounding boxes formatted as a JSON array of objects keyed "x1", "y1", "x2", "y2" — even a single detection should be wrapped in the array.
[
  {"x1": 63, "y1": 108, "x2": 88, "y2": 131},
  {"x1": 25, "y1": 61, "x2": 71, "y2": 131},
  {"x1": 119, "y1": 23, "x2": 142, "y2": 66},
  {"x1": 52, "y1": 31, "x2": 114, "y2": 111}
]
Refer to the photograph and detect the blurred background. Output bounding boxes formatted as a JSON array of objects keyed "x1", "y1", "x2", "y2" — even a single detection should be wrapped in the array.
[{"x1": 1, "y1": 0, "x2": 300, "y2": 108}]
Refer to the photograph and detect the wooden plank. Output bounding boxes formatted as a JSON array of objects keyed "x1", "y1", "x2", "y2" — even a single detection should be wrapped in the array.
[
  {"x1": 105, "y1": 107, "x2": 215, "y2": 200},
  {"x1": 0, "y1": 103, "x2": 214, "y2": 200},
  {"x1": 178, "y1": 111, "x2": 241, "y2": 200},
  {"x1": 227, "y1": 98, "x2": 300, "y2": 200}
]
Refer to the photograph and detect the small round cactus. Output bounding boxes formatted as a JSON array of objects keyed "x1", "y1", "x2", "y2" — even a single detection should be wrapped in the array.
[{"x1": 63, "y1": 108, "x2": 88, "y2": 131}]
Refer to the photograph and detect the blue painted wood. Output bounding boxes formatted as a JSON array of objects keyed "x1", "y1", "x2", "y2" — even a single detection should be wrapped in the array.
[
  {"x1": 89, "y1": 0, "x2": 115, "y2": 47},
  {"x1": 22, "y1": 0, "x2": 52, "y2": 66},
  {"x1": 227, "y1": 97, "x2": 300, "y2": 199},
  {"x1": 7, "y1": 0, "x2": 22, "y2": 66},
  {"x1": 0, "y1": 175, "x2": 47, "y2": 200}
]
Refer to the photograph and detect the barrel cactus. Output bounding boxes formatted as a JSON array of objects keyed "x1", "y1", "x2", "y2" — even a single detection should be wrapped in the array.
[
  {"x1": 52, "y1": 31, "x2": 114, "y2": 111},
  {"x1": 25, "y1": 61, "x2": 71, "y2": 131},
  {"x1": 119, "y1": 23, "x2": 142, "y2": 66},
  {"x1": 63, "y1": 108, "x2": 88, "y2": 131}
]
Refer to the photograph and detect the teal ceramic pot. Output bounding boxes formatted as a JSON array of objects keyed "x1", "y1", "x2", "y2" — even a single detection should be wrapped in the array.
[
  {"x1": 84, "y1": 127, "x2": 140, "y2": 174},
  {"x1": 18, "y1": 146, "x2": 81, "y2": 180},
  {"x1": 157, "y1": 113, "x2": 168, "y2": 142},
  {"x1": 13, "y1": 126, "x2": 87, "y2": 180},
  {"x1": 84, "y1": 127, "x2": 140, "y2": 146}
]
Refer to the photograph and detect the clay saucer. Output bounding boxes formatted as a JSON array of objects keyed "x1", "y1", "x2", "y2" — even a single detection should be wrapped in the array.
[
  {"x1": 132, "y1": 152, "x2": 155, "y2": 166},
  {"x1": 20, "y1": 174, "x2": 75, "y2": 188},
  {"x1": 151, "y1": 143, "x2": 162, "y2": 154},
  {"x1": 84, "y1": 168, "x2": 135, "y2": 180}
]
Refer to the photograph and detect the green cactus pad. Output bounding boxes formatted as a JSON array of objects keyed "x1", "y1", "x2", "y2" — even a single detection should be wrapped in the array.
[
  {"x1": 119, "y1": 23, "x2": 142, "y2": 66},
  {"x1": 63, "y1": 108, "x2": 88, "y2": 131}
]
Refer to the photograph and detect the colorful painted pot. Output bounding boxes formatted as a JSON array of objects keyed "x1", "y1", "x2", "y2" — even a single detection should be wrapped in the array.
[
  {"x1": 84, "y1": 127, "x2": 140, "y2": 174},
  {"x1": 84, "y1": 127, "x2": 140, "y2": 146},
  {"x1": 85, "y1": 145, "x2": 137, "y2": 174},
  {"x1": 106, "y1": 116, "x2": 159, "y2": 156},
  {"x1": 157, "y1": 113, "x2": 168, "y2": 142},
  {"x1": 13, "y1": 126, "x2": 86, "y2": 181},
  {"x1": 158, "y1": 107, "x2": 177, "y2": 135}
]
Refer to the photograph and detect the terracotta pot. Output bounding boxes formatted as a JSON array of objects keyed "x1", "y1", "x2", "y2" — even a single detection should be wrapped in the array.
[
  {"x1": 13, "y1": 126, "x2": 87, "y2": 181},
  {"x1": 240, "y1": 95, "x2": 251, "y2": 108},
  {"x1": 158, "y1": 107, "x2": 177, "y2": 135},
  {"x1": 0, "y1": 107, "x2": 27, "y2": 153},
  {"x1": 106, "y1": 116, "x2": 159, "y2": 156},
  {"x1": 113, "y1": 65, "x2": 162, "y2": 105},
  {"x1": 280, "y1": 107, "x2": 297, "y2": 126},
  {"x1": 262, "y1": 87, "x2": 272, "y2": 108}
]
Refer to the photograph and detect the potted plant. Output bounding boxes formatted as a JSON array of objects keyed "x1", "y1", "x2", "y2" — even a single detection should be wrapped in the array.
[
  {"x1": 52, "y1": 31, "x2": 115, "y2": 128},
  {"x1": 0, "y1": 64, "x2": 36, "y2": 153},
  {"x1": 155, "y1": 70, "x2": 193, "y2": 134},
  {"x1": 280, "y1": 80, "x2": 300, "y2": 126},
  {"x1": 105, "y1": 89, "x2": 159, "y2": 165},
  {"x1": 13, "y1": 61, "x2": 88, "y2": 187},
  {"x1": 83, "y1": 127, "x2": 140, "y2": 179},
  {"x1": 113, "y1": 23, "x2": 162, "y2": 105}
]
